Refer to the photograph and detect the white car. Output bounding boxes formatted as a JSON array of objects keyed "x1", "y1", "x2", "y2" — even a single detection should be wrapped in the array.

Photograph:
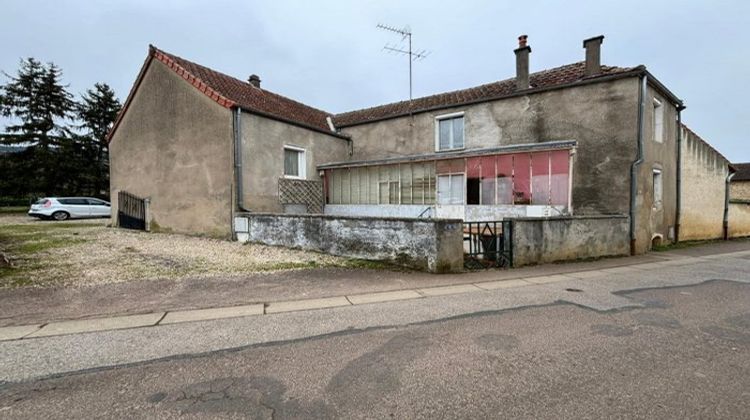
[{"x1": 28, "y1": 197, "x2": 111, "y2": 221}]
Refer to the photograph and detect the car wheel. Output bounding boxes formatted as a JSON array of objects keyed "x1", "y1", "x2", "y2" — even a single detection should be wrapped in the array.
[{"x1": 52, "y1": 211, "x2": 70, "y2": 221}]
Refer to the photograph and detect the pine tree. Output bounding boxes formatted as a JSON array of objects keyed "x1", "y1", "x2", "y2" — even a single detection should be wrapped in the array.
[
  {"x1": 75, "y1": 83, "x2": 121, "y2": 196},
  {"x1": 0, "y1": 58, "x2": 74, "y2": 195}
]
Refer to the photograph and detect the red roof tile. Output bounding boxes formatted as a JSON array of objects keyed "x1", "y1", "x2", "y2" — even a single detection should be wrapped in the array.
[
  {"x1": 151, "y1": 46, "x2": 335, "y2": 132},
  {"x1": 333, "y1": 62, "x2": 637, "y2": 127}
]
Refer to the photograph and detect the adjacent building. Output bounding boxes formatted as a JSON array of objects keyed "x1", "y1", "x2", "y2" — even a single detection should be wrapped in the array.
[{"x1": 108, "y1": 34, "x2": 742, "y2": 258}]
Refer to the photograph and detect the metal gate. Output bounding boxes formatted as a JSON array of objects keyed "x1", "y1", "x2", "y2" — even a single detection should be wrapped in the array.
[
  {"x1": 463, "y1": 220, "x2": 513, "y2": 269},
  {"x1": 117, "y1": 191, "x2": 147, "y2": 230}
]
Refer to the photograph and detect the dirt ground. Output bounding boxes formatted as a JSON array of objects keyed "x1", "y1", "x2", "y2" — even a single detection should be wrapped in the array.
[{"x1": 0, "y1": 213, "x2": 359, "y2": 288}]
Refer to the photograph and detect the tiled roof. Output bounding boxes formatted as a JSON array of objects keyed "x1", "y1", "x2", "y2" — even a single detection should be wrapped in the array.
[
  {"x1": 151, "y1": 46, "x2": 334, "y2": 132},
  {"x1": 333, "y1": 62, "x2": 637, "y2": 127},
  {"x1": 732, "y1": 162, "x2": 750, "y2": 181}
]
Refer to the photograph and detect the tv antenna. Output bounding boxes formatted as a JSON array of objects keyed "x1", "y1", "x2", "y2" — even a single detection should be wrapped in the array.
[{"x1": 377, "y1": 23, "x2": 430, "y2": 102}]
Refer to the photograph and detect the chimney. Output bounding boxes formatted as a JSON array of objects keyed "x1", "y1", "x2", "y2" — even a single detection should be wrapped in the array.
[
  {"x1": 248, "y1": 74, "x2": 261, "y2": 88},
  {"x1": 583, "y1": 35, "x2": 604, "y2": 76},
  {"x1": 514, "y1": 35, "x2": 531, "y2": 90}
]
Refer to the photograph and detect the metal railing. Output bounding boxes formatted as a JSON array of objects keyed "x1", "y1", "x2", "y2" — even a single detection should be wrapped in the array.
[{"x1": 463, "y1": 220, "x2": 513, "y2": 269}]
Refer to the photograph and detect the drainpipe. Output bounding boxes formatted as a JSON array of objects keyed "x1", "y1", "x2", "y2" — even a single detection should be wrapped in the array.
[
  {"x1": 234, "y1": 107, "x2": 250, "y2": 212},
  {"x1": 724, "y1": 172, "x2": 735, "y2": 240},
  {"x1": 674, "y1": 104, "x2": 685, "y2": 243},
  {"x1": 630, "y1": 74, "x2": 647, "y2": 255}
]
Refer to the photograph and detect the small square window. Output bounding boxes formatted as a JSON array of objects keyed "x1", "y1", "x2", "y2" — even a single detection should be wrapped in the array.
[
  {"x1": 283, "y1": 147, "x2": 306, "y2": 178},
  {"x1": 436, "y1": 114, "x2": 464, "y2": 151}
]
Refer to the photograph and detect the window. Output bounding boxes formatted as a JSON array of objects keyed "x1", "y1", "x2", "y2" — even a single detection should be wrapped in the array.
[
  {"x1": 653, "y1": 169, "x2": 663, "y2": 208},
  {"x1": 283, "y1": 146, "x2": 306, "y2": 178},
  {"x1": 435, "y1": 113, "x2": 464, "y2": 151},
  {"x1": 58, "y1": 198, "x2": 88, "y2": 205},
  {"x1": 653, "y1": 98, "x2": 664, "y2": 143},
  {"x1": 437, "y1": 174, "x2": 465, "y2": 204}
]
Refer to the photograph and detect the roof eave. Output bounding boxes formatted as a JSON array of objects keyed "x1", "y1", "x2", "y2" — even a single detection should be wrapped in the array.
[
  {"x1": 317, "y1": 140, "x2": 577, "y2": 170},
  {"x1": 234, "y1": 105, "x2": 351, "y2": 141}
]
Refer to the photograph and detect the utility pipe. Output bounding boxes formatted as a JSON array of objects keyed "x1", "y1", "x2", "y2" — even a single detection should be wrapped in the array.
[
  {"x1": 630, "y1": 75, "x2": 648, "y2": 255},
  {"x1": 724, "y1": 172, "x2": 736, "y2": 240},
  {"x1": 234, "y1": 107, "x2": 250, "y2": 212}
]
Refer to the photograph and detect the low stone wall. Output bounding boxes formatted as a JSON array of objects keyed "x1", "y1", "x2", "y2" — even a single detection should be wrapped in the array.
[
  {"x1": 729, "y1": 201, "x2": 750, "y2": 238},
  {"x1": 511, "y1": 215, "x2": 630, "y2": 267},
  {"x1": 234, "y1": 213, "x2": 464, "y2": 273}
]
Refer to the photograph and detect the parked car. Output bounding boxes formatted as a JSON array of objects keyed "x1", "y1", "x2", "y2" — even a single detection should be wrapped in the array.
[{"x1": 28, "y1": 197, "x2": 111, "y2": 220}]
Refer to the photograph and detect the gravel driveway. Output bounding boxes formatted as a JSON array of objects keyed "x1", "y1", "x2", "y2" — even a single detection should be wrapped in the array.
[{"x1": 0, "y1": 214, "x2": 353, "y2": 288}]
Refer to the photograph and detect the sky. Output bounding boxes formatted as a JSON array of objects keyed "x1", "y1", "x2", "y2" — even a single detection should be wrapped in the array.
[{"x1": 1, "y1": 0, "x2": 748, "y2": 161}]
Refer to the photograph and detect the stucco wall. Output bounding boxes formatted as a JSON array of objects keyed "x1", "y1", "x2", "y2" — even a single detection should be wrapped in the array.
[
  {"x1": 511, "y1": 215, "x2": 630, "y2": 267},
  {"x1": 234, "y1": 213, "x2": 464, "y2": 272},
  {"x1": 729, "y1": 202, "x2": 750, "y2": 238},
  {"x1": 241, "y1": 113, "x2": 350, "y2": 212},
  {"x1": 340, "y1": 78, "x2": 640, "y2": 218},
  {"x1": 109, "y1": 60, "x2": 233, "y2": 237},
  {"x1": 731, "y1": 181, "x2": 750, "y2": 201},
  {"x1": 678, "y1": 128, "x2": 730, "y2": 241}
]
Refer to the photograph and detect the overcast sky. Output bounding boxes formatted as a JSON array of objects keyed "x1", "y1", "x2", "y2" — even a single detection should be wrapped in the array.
[{"x1": 2, "y1": 0, "x2": 748, "y2": 161}]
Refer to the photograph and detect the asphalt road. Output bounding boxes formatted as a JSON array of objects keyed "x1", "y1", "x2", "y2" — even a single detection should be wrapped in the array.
[{"x1": 1, "y1": 279, "x2": 749, "y2": 418}]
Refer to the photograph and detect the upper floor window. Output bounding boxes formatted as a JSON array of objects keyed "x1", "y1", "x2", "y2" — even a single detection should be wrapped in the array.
[
  {"x1": 436, "y1": 113, "x2": 464, "y2": 151},
  {"x1": 653, "y1": 98, "x2": 664, "y2": 143},
  {"x1": 283, "y1": 146, "x2": 306, "y2": 179}
]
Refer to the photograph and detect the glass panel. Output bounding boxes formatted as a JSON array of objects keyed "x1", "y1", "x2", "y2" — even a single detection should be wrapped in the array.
[
  {"x1": 284, "y1": 149, "x2": 299, "y2": 176},
  {"x1": 496, "y1": 155, "x2": 513, "y2": 204},
  {"x1": 437, "y1": 175, "x2": 451, "y2": 205},
  {"x1": 331, "y1": 169, "x2": 341, "y2": 204},
  {"x1": 438, "y1": 119, "x2": 451, "y2": 150},
  {"x1": 450, "y1": 174, "x2": 465, "y2": 204},
  {"x1": 425, "y1": 162, "x2": 436, "y2": 204},
  {"x1": 436, "y1": 159, "x2": 464, "y2": 174},
  {"x1": 368, "y1": 166, "x2": 378, "y2": 204},
  {"x1": 480, "y1": 156, "x2": 496, "y2": 205},
  {"x1": 412, "y1": 163, "x2": 425, "y2": 204},
  {"x1": 351, "y1": 168, "x2": 360, "y2": 204},
  {"x1": 531, "y1": 152, "x2": 550, "y2": 205},
  {"x1": 389, "y1": 166, "x2": 400, "y2": 204},
  {"x1": 550, "y1": 150, "x2": 569, "y2": 205},
  {"x1": 400, "y1": 164, "x2": 412, "y2": 205},
  {"x1": 513, "y1": 154, "x2": 531, "y2": 205},
  {"x1": 341, "y1": 169, "x2": 351, "y2": 204},
  {"x1": 452, "y1": 117, "x2": 464, "y2": 149}
]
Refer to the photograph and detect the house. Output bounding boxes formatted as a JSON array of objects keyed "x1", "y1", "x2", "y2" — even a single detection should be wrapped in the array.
[
  {"x1": 728, "y1": 162, "x2": 750, "y2": 237},
  {"x1": 109, "y1": 34, "x2": 736, "y2": 261}
]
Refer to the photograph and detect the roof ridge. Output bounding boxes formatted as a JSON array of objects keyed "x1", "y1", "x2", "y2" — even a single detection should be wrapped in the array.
[{"x1": 334, "y1": 61, "x2": 635, "y2": 125}]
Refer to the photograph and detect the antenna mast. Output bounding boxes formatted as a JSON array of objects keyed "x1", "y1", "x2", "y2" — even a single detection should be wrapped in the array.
[{"x1": 377, "y1": 23, "x2": 429, "y2": 102}]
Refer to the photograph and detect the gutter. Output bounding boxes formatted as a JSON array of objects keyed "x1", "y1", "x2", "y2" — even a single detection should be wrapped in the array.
[
  {"x1": 724, "y1": 172, "x2": 736, "y2": 240},
  {"x1": 234, "y1": 107, "x2": 250, "y2": 213},
  {"x1": 675, "y1": 104, "x2": 686, "y2": 242},
  {"x1": 630, "y1": 74, "x2": 648, "y2": 255}
]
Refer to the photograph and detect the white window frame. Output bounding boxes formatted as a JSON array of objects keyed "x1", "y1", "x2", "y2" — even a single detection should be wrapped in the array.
[
  {"x1": 434, "y1": 112, "x2": 465, "y2": 152},
  {"x1": 652, "y1": 168, "x2": 663, "y2": 209},
  {"x1": 653, "y1": 97, "x2": 664, "y2": 143},
  {"x1": 437, "y1": 172, "x2": 466, "y2": 205},
  {"x1": 283, "y1": 145, "x2": 306, "y2": 179}
]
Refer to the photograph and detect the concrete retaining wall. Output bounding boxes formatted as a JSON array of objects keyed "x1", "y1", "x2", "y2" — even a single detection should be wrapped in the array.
[
  {"x1": 729, "y1": 201, "x2": 750, "y2": 238},
  {"x1": 511, "y1": 215, "x2": 630, "y2": 267},
  {"x1": 234, "y1": 213, "x2": 464, "y2": 273}
]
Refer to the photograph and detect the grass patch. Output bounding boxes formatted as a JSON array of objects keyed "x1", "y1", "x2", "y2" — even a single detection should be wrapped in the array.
[{"x1": 0, "y1": 207, "x2": 27, "y2": 214}]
